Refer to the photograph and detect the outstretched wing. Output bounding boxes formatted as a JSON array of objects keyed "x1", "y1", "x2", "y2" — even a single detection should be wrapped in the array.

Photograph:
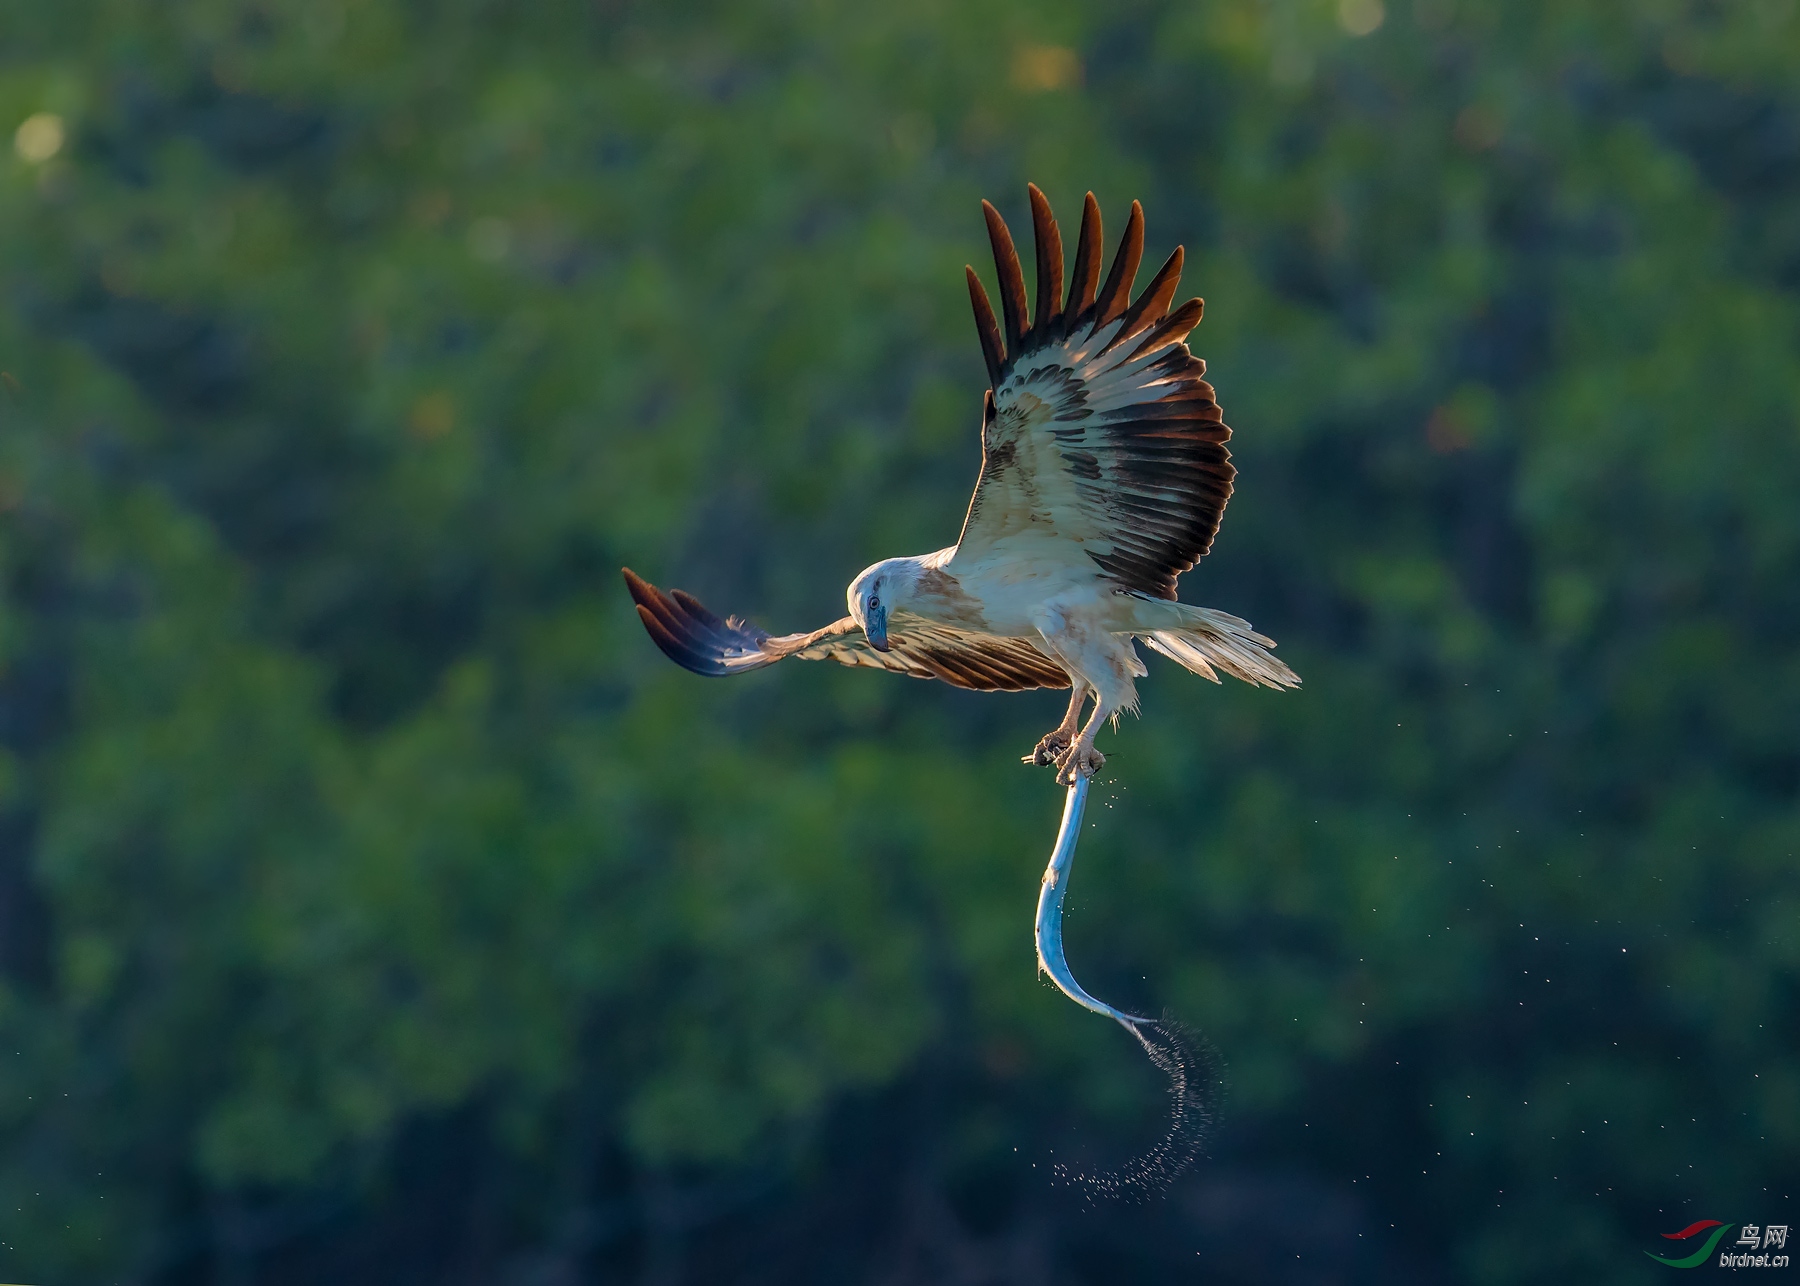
[
  {"x1": 623, "y1": 569, "x2": 1069, "y2": 691},
  {"x1": 951, "y1": 186, "x2": 1234, "y2": 601}
]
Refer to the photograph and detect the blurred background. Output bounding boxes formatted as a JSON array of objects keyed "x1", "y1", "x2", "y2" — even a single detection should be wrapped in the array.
[{"x1": 1, "y1": 1, "x2": 1797, "y2": 1282}]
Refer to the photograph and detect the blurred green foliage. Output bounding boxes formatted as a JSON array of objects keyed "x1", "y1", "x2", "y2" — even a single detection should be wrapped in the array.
[{"x1": 1, "y1": 0, "x2": 1797, "y2": 1281}]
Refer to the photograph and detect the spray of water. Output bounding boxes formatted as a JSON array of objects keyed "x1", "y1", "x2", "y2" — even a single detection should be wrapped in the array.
[{"x1": 1035, "y1": 773, "x2": 1222, "y2": 1199}]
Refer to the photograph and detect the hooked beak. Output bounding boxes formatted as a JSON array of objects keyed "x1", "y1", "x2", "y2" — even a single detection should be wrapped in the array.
[{"x1": 864, "y1": 602, "x2": 890, "y2": 652}]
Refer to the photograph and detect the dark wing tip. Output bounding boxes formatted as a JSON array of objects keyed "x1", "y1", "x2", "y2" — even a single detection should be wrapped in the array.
[
  {"x1": 982, "y1": 197, "x2": 1030, "y2": 352},
  {"x1": 1064, "y1": 191, "x2": 1103, "y2": 333},
  {"x1": 1093, "y1": 199, "x2": 1145, "y2": 327},
  {"x1": 1122, "y1": 295, "x2": 1205, "y2": 363},
  {"x1": 1101, "y1": 245, "x2": 1186, "y2": 356},
  {"x1": 1027, "y1": 182, "x2": 1064, "y2": 337},
  {"x1": 966, "y1": 265, "x2": 1007, "y2": 387},
  {"x1": 621, "y1": 568, "x2": 773, "y2": 677}
]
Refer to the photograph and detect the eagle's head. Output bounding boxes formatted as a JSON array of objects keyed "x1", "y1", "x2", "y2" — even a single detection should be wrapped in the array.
[{"x1": 847, "y1": 557, "x2": 922, "y2": 653}]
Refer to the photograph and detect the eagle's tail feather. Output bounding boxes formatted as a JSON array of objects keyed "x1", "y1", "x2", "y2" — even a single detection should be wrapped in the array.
[{"x1": 1133, "y1": 603, "x2": 1300, "y2": 691}]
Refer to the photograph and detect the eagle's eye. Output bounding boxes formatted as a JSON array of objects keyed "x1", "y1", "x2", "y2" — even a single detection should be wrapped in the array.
[{"x1": 869, "y1": 595, "x2": 881, "y2": 609}]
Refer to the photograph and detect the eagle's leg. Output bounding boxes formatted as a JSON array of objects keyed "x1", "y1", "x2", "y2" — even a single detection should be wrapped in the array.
[
  {"x1": 1051, "y1": 660, "x2": 1137, "y2": 785},
  {"x1": 1025, "y1": 679, "x2": 1091, "y2": 767},
  {"x1": 1053, "y1": 715, "x2": 1108, "y2": 786},
  {"x1": 1032, "y1": 615, "x2": 1140, "y2": 785}
]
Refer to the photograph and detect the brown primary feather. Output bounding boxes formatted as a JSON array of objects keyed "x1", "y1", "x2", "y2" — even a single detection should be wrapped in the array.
[
  {"x1": 1028, "y1": 183, "x2": 1064, "y2": 335},
  {"x1": 624, "y1": 567, "x2": 785, "y2": 674},
  {"x1": 982, "y1": 200, "x2": 1030, "y2": 353},
  {"x1": 1099, "y1": 246, "x2": 1184, "y2": 356},
  {"x1": 1091, "y1": 199, "x2": 1144, "y2": 328},
  {"x1": 966, "y1": 267, "x2": 1006, "y2": 385},
  {"x1": 966, "y1": 191, "x2": 1179, "y2": 379},
  {"x1": 1063, "y1": 192, "x2": 1103, "y2": 334},
  {"x1": 1123, "y1": 297, "x2": 1205, "y2": 364}
]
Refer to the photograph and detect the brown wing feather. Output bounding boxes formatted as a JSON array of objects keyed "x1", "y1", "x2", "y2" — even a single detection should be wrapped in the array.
[
  {"x1": 982, "y1": 200, "x2": 1030, "y2": 354},
  {"x1": 1028, "y1": 183, "x2": 1064, "y2": 334},
  {"x1": 1062, "y1": 192, "x2": 1103, "y2": 335},
  {"x1": 1091, "y1": 199, "x2": 1144, "y2": 328},
  {"x1": 879, "y1": 615, "x2": 1069, "y2": 690},
  {"x1": 966, "y1": 267, "x2": 1007, "y2": 386},
  {"x1": 955, "y1": 189, "x2": 1235, "y2": 601},
  {"x1": 1099, "y1": 246, "x2": 1183, "y2": 356},
  {"x1": 622, "y1": 570, "x2": 1069, "y2": 692}
]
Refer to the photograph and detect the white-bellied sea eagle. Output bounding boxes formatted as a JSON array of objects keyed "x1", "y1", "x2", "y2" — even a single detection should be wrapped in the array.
[{"x1": 624, "y1": 186, "x2": 1299, "y2": 783}]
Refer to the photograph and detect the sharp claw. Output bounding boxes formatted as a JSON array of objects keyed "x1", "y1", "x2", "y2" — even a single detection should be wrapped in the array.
[{"x1": 1051, "y1": 742, "x2": 1105, "y2": 786}]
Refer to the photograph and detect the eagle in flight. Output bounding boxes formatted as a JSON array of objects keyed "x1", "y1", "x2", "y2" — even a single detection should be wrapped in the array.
[{"x1": 624, "y1": 186, "x2": 1298, "y2": 784}]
